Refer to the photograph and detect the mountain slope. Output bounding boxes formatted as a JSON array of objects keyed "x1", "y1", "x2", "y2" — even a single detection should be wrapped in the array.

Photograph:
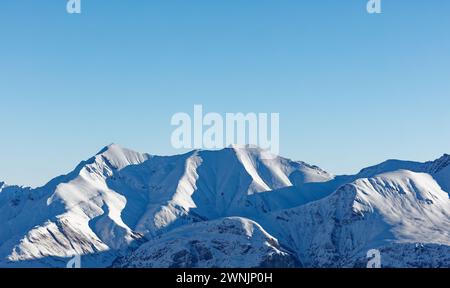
[
  {"x1": 0, "y1": 145, "x2": 449, "y2": 268},
  {"x1": 113, "y1": 217, "x2": 299, "y2": 268},
  {"x1": 0, "y1": 144, "x2": 333, "y2": 267},
  {"x1": 0, "y1": 144, "x2": 150, "y2": 266},
  {"x1": 95, "y1": 146, "x2": 336, "y2": 238},
  {"x1": 267, "y1": 170, "x2": 450, "y2": 267},
  {"x1": 356, "y1": 154, "x2": 450, "y2": 194}
]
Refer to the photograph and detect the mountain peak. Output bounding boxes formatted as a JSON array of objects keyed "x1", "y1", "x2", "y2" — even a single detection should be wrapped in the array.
[
  {"x1": 95, "y1": 143, "x2": 150, "y2": 170},
  {"x1": 438, "y1": 153, "x2": 450, "y2": 161},
  {"x1": 227, "y1": 144, "x2": 281, "y2": 161},
  {"x1": 427, "y1": 153, "x2": 450, "y2": 174},
  {"x1": 228, "y1": 144, "x2": 262, "y2": 150},
  {"x1": 1, "y1": 146, "x2": 450, "y2": 268},
  {"x1": 96, "y1": 143, "x2": 122, "y2": 155}
]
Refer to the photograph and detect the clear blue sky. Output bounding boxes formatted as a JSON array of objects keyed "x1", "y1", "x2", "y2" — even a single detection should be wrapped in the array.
[{"x1": 1, "y1": 0, "x2": 449, "y2": 187}]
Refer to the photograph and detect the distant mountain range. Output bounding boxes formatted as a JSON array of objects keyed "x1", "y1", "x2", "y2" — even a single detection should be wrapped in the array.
[{"x1": 1, "y1": 144, "x2": 449, "y2": 268}]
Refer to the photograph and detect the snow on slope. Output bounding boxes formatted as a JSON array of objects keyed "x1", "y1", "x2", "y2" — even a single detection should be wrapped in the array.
[
  {"x1": 267, "y1": 170, "x2": 450, "y2": 267},
  {"x1": 356, "y1": 154, "x2": 450, "y2": 195},
  {"x1": 1, "y1": 145, "x2": 449, "y2": 268},
  {"x1": 113, "y1": 217, "x2": 299, "y2": 268},
  {"x1": 99, "y1": 146, "x2": 335, "y2": 238},
  {"x1": 0, "y1": 144, "x2": 332, "y2": 267},
  {"x1": 0, "y1": 144, "x2": 150, "y2": 266}
]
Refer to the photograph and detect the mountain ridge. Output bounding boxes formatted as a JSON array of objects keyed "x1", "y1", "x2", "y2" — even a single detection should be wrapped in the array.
[{"x1": 0, "y1": 144, "x2": 449, "y2": 268}]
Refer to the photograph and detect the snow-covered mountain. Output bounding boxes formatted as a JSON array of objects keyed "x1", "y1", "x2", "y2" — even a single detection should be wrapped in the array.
[
  {"x1": 113, "y1": 217, "x2": 299, "y2": 268},
  {"x1": 266, "y1": 170, "x2": 450, "y2": 267},
  {"x1": 0, "y1": 144, "x2": 449, "y2": 268}
]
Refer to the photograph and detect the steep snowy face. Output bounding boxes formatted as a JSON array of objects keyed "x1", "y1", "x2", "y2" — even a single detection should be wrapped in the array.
[
  {"x1": 0, "y1": 144, "x2": 150, "y2": 264},
  {"x1": 195, "y1": 147, "x2": 334, "y2": 214},
  {"x1": 104, "y1": 151, "x2": 203, "y2": 237},
  {"x1": 95, "y1": 143, "x2": 151, "y2": 170},
  {"x1": 227, "y1": 146, "x2": 333, "y2": 190},
  {"x1": 0, "y1": 144, "x2": 332, "y2": 266},
  {"x1": 352, "y1": 171, "x2": 450, "y2": 243},
  {"x1": 113, "y1": 217, "x2": 299, "y2": 268},
  {"x1": 46, "y1": 143, "x2": 150, "y2": 212},
  {"x1": 268, "y1": 170, "x2": 450, "y2": 267},
  {"x1": 102, "y1": 146, "x2": 335, "y2": 237},
  {"x1": 356, "y1": 155, "x2": 450, "y2": 193},
  {"x1": 1, "y1": 144, "x2": 448, "y2": 268},
  {"x1": 354, "y1": 155, "x2": 450, "y2": 203},
  {"x1": 184, "y1": 147, "x2": 330, "y2": 218}
]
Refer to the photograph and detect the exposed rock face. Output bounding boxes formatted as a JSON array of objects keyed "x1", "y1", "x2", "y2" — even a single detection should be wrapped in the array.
[{"x1": 113, "y1": 217, "x2": 299, "y2": 268}]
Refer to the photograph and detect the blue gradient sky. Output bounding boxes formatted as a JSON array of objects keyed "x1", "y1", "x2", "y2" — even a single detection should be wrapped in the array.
[{"x1": 1, "y1": 0, "x2": 449, "y2": 187}]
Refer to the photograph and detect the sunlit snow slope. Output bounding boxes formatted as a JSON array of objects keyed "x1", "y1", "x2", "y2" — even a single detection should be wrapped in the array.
[{"x1": 0, "y1": 145, "x2": 448, "y2": 267}]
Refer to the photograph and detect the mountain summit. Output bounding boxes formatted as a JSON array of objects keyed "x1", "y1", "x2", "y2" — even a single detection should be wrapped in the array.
[{"x1": 0, "y1": 145, "x2": 449, "y2": 268}]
